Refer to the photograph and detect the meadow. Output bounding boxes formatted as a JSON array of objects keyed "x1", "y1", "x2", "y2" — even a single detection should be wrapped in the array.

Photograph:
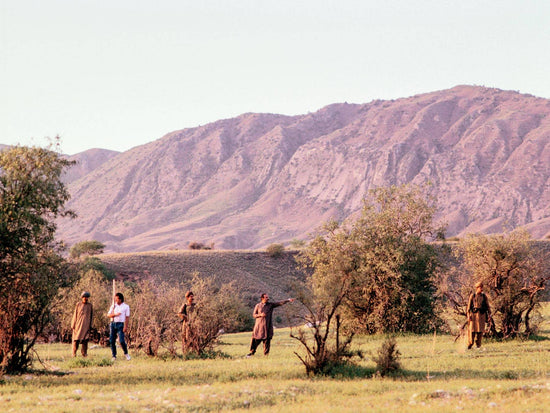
[{"x1": 1, "y1": 305, "x2": 550, "y2": 412}]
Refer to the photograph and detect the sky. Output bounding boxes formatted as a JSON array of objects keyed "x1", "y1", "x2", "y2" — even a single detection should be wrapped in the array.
[{"x1": 1, "y1": 0, "x2": 549, "y2": 155}]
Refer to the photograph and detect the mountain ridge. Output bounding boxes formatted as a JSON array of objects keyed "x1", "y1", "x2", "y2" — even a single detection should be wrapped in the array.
[{"x1": 56, "y1": 85, "x2": 550, "y2": 251}]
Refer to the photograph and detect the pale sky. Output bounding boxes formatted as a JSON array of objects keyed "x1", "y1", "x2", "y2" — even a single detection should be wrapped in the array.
[{"x1": 1, "y1": 0, "x2": 549, "y2": 155}]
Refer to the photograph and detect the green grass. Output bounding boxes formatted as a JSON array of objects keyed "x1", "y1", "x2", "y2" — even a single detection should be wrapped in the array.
[{"x1": 2, "y1": 306, "x2": 550, "y2": 412}]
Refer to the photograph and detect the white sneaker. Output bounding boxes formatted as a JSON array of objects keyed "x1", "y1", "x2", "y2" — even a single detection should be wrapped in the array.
[
  {"x1": 125, "y1": 354, "x2": 131, "y2": 361},
  {"x1": 111, "y1": 357, "x2": 116, "y2": 362}
]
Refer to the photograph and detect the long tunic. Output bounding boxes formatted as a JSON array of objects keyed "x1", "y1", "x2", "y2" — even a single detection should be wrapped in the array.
[
  {"x1": 467, "y1": 292, "x2": 490, "y2": 333},
  {"x1": 71, "y1": 302, "x2": 93, "y2": 341},
  {"x1": 252, "y1": 301, "x2": 285, "y2": 340}
]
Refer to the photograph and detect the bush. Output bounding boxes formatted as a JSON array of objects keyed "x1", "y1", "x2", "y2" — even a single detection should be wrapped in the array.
[
  {"x1": 266, "y1": 243, "x2": 285, "y2": 258},
  {"x1": 372, "y1": 337, "x2": 401, "y2": 376}
]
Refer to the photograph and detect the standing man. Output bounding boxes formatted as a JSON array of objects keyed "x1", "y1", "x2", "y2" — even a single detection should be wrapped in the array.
[
  {"x1": 247, "y1": 293, "x2": 293, "y2": 357},
  {"x1": 178, "y1": 291, "x2": 196, "y2": 352},
  {"x1": 107, "y1": 292, "x2": 131, "y2": 361},
  {"x1": 467, "y1": 281, "x2": 491, "y2": 349},
  {"x1": 71, "y1": 291, "x2": 93, "y2": 357}
]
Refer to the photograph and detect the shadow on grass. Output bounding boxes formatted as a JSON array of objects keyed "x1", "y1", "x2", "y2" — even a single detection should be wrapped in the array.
[{"x1": 391, "y1": 367, "x2": 543, "y2": 381}]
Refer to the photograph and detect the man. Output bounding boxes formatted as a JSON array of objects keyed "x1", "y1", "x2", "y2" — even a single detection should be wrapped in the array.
[
  {"x1": 247, "y1": 293, "x2": 294, "y2": 356},
  {"x1": 107, "y1": 292, "x2": 131, "y2": 361},
  {"x1": 71, "y1": 291, "x2": 93, "y2": 357},
  {"x1": 178, "y1": 291, "x2": 196, "y2": 352},
  {"x1": 467, "y1": 281, "x2": 491, "y2": 349}
]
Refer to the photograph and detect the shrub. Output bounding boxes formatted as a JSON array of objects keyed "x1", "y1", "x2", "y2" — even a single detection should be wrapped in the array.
[
  {"x1": 266, "y1": 243, "x2": 285, "y2": 258},
  {"x1": 372, "y1": 337, "x2": 401, "y2": 376}
]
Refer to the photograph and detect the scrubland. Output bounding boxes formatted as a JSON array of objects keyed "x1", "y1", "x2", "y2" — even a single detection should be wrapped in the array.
[{"x1": 1, "y1": 305, "x2": 549, "y2": 412}]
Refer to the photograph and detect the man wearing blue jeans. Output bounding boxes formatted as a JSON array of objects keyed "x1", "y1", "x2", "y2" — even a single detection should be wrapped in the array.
[{"x1": 108, "y1": 292, "x2": 131, "y2": 361}]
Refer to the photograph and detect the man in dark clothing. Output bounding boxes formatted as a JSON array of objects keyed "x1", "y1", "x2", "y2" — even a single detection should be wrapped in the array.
[
  {"x1": 247, "y1": 293, "x2": 293, "y2": 356},
  {"x1": 178, "y1": 291, "x2": 196, "y2": 352},
  {"x1": 467, "y1": 281, "x2": 491, "y2": 349}
]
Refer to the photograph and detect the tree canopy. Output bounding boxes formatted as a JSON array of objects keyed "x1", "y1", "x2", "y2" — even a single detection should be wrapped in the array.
[{"x1": 0, "y1": 145, "x2": 75, "y2": 373}]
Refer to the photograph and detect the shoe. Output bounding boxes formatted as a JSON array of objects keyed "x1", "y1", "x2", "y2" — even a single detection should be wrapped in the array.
[
  {"x1": 111, "y1": 357, "x2": 116, "y2": 361},
  {"x1": 467, "y1": 344, "x2": 472, "y2": 350},
  {"x1": 246, "y1": 353, "x2": 253, "y2": 358},
  {"x1": 125, "y1": 354, "x2": 131, "y2": 361}
]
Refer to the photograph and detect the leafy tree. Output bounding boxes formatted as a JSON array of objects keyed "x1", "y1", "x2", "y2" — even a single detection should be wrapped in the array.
[
  {"x1": 444, "y1": 230, "x2": 550, "y2": 338},
  {"x1": 346, "y1": 184, "x2": 445, "y2": 333},
  {"x1": 0, "y1": 145, "x2": 75, "y2": 373},
  {"x1": 291, "y1": 184, "x2": 444, "y2": 375},
  {"x1": 69, "y1": 240, "x2": 105, "y2": 259}
]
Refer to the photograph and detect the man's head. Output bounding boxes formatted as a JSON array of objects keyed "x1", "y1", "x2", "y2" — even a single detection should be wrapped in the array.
[
  {"x1": 475, "y1": 281, "x2": 483, "y2": 294},
  {"x1": 185, "y1": 291, "x2": 194, "y2": 304},
  {"x1": 81, "y1": 291, "x2": 90, "y2": 303},
  {"x1": 261, "y1": 293, "x2": 269, "y2": 303},
  {"x1": 115, "y1": 292, "x2": 124, "y2": 305}
]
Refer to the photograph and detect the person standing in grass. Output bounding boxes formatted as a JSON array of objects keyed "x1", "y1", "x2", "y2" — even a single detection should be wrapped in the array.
[
  {"x1": 107, "y1": 292, "x2": 131, "y2": 361},
  {"x1": 71, "y1": 291, "x2": 93, "y2": 357},
  {"x1": 467, "y1": 281, "x2": 491, "y2": 349},
  {"x1": 178, "y1": 290, "x2": 196, "y2": 351},
  {"x1": 247, "y1": 293, "x2": 294, "y2": 357}
]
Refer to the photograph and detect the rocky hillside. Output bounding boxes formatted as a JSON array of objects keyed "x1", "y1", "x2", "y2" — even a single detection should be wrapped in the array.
[{"x1": 57, "y1": 85, "x2": 550, "y2": 252}]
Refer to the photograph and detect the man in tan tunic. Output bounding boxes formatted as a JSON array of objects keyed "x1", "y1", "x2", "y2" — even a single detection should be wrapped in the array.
[
  {"x1": 467, "y1": 281, "x2": 491, "y2": 349},
  {"x1": 71, "y1": 291, "x2": 93, "y2": 357},
  {"x1": 247, "y1": 293, "x2": 293, "y2": 356}
]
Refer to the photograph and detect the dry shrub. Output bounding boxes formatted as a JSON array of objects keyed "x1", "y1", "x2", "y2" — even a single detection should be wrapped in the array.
[
  {"x1": 266, "y1": 243, "x2": 285, "y2": 258},
  {"x1": 181, "y1": 274, "x2": 245, "y2": 356},
  {"x1": 372, "y1": 337, "x2": 401, "y2": 376},
  {"x1": 128, "y1": 279, "x2": 182, "y2": 356},
  {"x1": 51, "y1": 269, "x2": 112, "y2": 343}
]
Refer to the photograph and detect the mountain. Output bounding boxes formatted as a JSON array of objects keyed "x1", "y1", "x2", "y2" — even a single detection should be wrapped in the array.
[
  {"x1": 63, "y1": 148, "x2": 120, "y2": 184},
  {"x1": 57, "y1": 85, "x2": 550, "y2": 252}
]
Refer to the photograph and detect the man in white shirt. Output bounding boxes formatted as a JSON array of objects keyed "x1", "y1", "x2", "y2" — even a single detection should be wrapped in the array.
[{"x1": 107, "y1": 292, "x2": 131, "y2": 361}]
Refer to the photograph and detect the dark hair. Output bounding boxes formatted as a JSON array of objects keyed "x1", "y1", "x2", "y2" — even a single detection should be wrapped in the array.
[
  {"x1": 261, "y1": 293, "x2": 268, "y2": 299},
  {"x1": 185, "y1": 291, "x2": 194, "y2": 298},
  {"x1": 115, "y1": 292, "x2": 124, "y2": 302}
]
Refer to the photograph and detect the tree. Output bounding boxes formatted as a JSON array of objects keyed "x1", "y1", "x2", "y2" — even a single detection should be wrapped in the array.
[
  {"x1": 444, "y1": 230, "x2": 550, "y2": 338},
  {"x1": 291, "y1": 184, "x2": 444, "y2": 375},
  {"x1": 69, "y1": 240, "x2": 105, "y2": 260},
  {"x1": 291, "y1": 221, "x2": 361, "y2": 375},
  {"x1": 0, "y1": 145, "x2": 75, "y2": 373},
  {"x1": 346, "y1": 184, "x2": 445, "y2": 333}
]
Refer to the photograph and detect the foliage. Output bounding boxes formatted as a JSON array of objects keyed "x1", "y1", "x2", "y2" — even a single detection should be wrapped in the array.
[
  {"x1": 372, "y1": 336, "x2": 401, "y2": 376},
  {"x1": 127, "y1": 278, "x2": 183, "y2": 356},
  {"x1": 69, "y1": 240, "x2": 105, "y2": 259},
  {"x1": 442, "y1": 230, "x2": 550, "y2": 338},
  {"x1": 188, "y1": 241, "x2": 214, "y2": 250},
  {"x1": 289, "y1": 239, "x2": 306, "y2": 249},
  {"x1": 50, "y1": 269, "x2": 113, "y2": 343},
  {"x1": 266, "y1": 243, "x2": 285, "y2": 258},
  {"x1": 0, "y1": 144, "x2": 75, "y2": 373},
  {"x1": 77, "y1": 256, "x2": 115, "y2": 280},
  {"x1": 127, "y1": 274, "x2": 247, "y2": 357},
  {"x1": 179, "y1": 274, "x2": 246, "y2": 356},
  {"x1": 343, "y1": 184, "x2": 445, "y2": 333},
  {"x1": 290, "y1": 221, "x2": 361, "y2": 376}
]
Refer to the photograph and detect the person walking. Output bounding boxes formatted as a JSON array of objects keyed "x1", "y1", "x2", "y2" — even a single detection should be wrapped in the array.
[
  {"x1": 107, "y1": 292, "x2": 131, "y2": 361},
  {"x1": 71, "y1": 291, "x2": 93, "y2": 357},
  {"x1": 467, "y1": 281, "x2": 491, "y2": 349},
  {"x1": 247, "y1": 293, "x2": 293, "y2": 356}
]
